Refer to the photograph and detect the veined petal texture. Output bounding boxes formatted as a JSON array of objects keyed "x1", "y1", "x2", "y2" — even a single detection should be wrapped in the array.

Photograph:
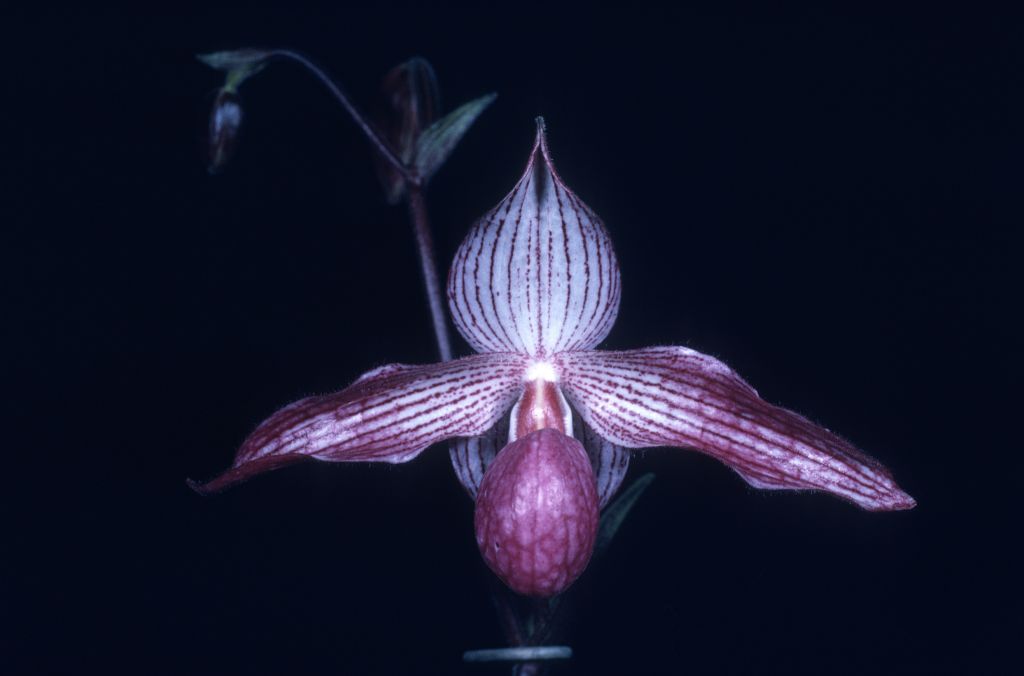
[
  {"x1": 449, "y1": 419, "x2": 507, "y2": 499},
  {"x1": 575, "y1": 418, "x2": 631, "y2": 509},
  {"x1": 557, "y1": 347, "x2": 915, "y2": 512},
  {"x1": 448, "y1": 120, "x2": 621, "y2": 358},
  {"x1": 191, "y1": 353, "x2": 527, "y2": 494}
]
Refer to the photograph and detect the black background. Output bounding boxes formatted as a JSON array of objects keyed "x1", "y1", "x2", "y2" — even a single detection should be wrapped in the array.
[{"x1": 6, "y1": 4, "x2": 1021, "y2": 674}]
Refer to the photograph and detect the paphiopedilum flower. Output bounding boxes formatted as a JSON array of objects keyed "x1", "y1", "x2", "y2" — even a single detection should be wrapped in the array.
[{"x1": 191, "y1": 119, "x2": 914, "y2": 598}]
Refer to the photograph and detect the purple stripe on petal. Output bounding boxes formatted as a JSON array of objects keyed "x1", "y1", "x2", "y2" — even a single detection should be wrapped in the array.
[
  {"x1": 557, "y1": 347, "x2": 915, "y2": 512},
  {"x1": 190, "y1": 353, "x2": 527, "y2": 494},
  {"x1": 449, "y1": 418, "x2": 508, "y2": 498},
  {"x1": 575, "y1": 417, "x2": 631, "y2": 509},
  {"x1": 447, "y1": 119, "x2": 621, "y2": 357}
]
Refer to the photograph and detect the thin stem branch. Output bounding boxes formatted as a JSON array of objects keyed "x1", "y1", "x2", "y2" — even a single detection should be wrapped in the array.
[
  {"x1": 407, "y1": 186, "x2": 454, "y2": 361},
  {"x1": 260, "y1": 49, "x2": 451, "y2": 361},
  {"x1": 268, "y1": 49, "x2": 419, "y2": 187}
]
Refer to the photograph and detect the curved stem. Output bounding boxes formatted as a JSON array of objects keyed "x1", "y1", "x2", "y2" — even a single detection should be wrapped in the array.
[
  {"x1": 407, "y1": 186, "x2": 454, "y2": 361},
  {"x1": 268, "y1": 49, "x2": 419, "y2": 187},
  {"x1": 261, "y1": 49, "x2": 451, "y2": 360}
]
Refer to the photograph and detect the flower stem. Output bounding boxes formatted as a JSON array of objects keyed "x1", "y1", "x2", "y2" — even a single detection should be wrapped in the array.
[
  {"x1": 476, "y1": 582, "x2": 568, "y2": 675},
  {"x1": 264, "y1": 49, "x2": 452, "y2": 360},
  {"x1": 407, "y1": 186, "x2": 454, "y2": 361},
  {"x1": 268, "y1": 49, "x2": 419, "y2": 187}
]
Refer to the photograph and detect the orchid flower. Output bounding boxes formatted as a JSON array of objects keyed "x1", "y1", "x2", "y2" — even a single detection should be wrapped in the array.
[{"x1": 191, "y1": 119, "x2": 914, "y2": 598}]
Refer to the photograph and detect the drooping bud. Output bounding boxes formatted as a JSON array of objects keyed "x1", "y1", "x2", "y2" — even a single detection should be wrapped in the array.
[
  {"x1": 207, "y1": 88, "x2": 242, "y2": 173},
  {"x1": 374, "y1": 58, "x2": 441, "y2": 203},
  {"x1": 198, "y1": 50, "x2": 270, "y2": 174},
  {"x1": 474, "y1": 428, "x2": 599, "y2": 598},
  {"x1": 373, "y1": 57, "x2": 496, "y2": 203}
]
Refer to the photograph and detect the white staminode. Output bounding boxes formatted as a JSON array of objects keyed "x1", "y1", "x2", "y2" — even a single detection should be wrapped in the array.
[
  {"x1": 508, "y1": 361, "x2": 573, "y2": 443},
  {"x1": 525, "y1": 361, "x2": 558, "y2": 383}
]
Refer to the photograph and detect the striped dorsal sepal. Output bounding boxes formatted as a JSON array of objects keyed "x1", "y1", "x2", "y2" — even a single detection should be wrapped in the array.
[{"x1": 447, "y1": 118, "x2": 621, "y2": 358}]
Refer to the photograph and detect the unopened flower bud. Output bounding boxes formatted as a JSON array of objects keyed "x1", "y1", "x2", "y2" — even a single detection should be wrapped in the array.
[
  {"x1": 474, "y1": 428, "x2": 599, "y2": 598},
  {"x1": 207, "y1": 88, "x2": 242, "y2": 173},
  {"x1": 373, "y1": 58, "x2": 440, "y2": 203}
]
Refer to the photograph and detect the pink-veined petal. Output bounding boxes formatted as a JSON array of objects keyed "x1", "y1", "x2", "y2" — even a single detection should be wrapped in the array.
[
  {"x1": 449, "y1": 418, "x2": 508, "y2": 499},
  {"x1": 557, "y1": 347, "x2": 915, "y2": 512},
  {"x1": 190, "y1": 353, "x2": 527, "y2": 494},
  {"x1": 447, "y1": 118, "x2": 621, "y2": 358},
  {"x1": 575, "y1": 417, "x2": 631, "y2": 509}
]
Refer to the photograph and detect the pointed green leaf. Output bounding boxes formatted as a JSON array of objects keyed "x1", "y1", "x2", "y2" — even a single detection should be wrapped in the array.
[
  {"x1": 414, "y1": 92, "x2": 497, "y2": 182},
  {"x1": 197, "y1": 50, "x2": 271, "y2": 91},
  {"x1": 595, "y1": 473, "x2": 655, "y2": 558},
  {"x1": 197, "y1": 49, "x2": 272, "y2": 72}
]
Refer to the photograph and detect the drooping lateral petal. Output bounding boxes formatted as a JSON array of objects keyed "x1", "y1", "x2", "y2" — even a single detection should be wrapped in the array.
[
  {"x1": 575, "y1": 417, "x2": 631, "y2": 509},
  {"x1": 557, "y1": 347, "x2": 915, "y2": 511},
  {"x1": 447, "y1": 118, "x2": 621, "y2": 358},
  {"x1": 190, "y1": 353, "x2": 528, "y2": 495},
  {"x1": 449, "y1": 418, "x2": 508, "y2": 499}
]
